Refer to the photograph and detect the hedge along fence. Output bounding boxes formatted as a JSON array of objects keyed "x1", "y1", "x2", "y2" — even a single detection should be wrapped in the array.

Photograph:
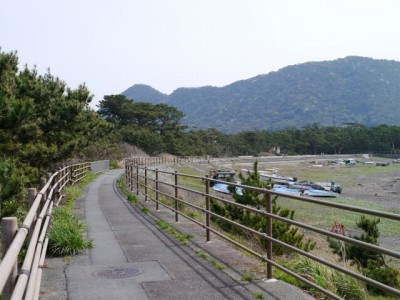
[
  {"x1": 124, "y1": 160, "x2": 400, "y2": 300},
  {"x1": 0, "y1": 160, "x2": 109, "y2": 300}
]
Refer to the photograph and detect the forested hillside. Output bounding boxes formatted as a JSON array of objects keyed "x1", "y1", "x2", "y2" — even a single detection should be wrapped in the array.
[
  {"x1": 122, "y1": 56, "x2": 400, "y2": 133},
  {"x1": 3, "y1": 49, "x2": 400, "y2": 220}
]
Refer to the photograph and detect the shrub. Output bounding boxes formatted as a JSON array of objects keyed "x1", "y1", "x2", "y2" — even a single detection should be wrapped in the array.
[
  {"x1": 329, "y1": 215, "x2": 400, "y2": 295},
  {"x1": 109, "y1": 160, "x2": 119, "y2": 169},
  {"x1": 364, "y1": 261, "x2": 400, "y2": 296}
]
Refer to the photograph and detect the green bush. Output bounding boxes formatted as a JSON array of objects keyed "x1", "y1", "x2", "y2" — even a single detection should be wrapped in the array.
[
  {"x1": 127, "y1": 194, "x2": 137, "y2": 204},
  {"x1": 329, "y1": 215, "x2": 400, "y2": 295},
  {"x1": 48, "y1": 208, "x2": 93, "y2": 256},
  {"x1": 364, "y1": 261, "x2": 400, "y2": 296},
  {"x1": 109, "y1": 160, "x2": 119, "y2": 169}
]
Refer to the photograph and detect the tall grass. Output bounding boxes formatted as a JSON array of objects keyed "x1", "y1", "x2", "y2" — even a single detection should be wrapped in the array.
[
  {"x1": 274, "y1": 256, "x2": 367, "y2": 300},
  {"x1": 48, "y1": 208, "x2": 93, "y2": 256},
  {"x1": 48, "y1": 171, "x2": 96, "y2": 256}
]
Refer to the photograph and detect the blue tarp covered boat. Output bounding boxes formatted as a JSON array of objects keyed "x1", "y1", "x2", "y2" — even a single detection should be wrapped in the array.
[
  {"x1": 303, "y1": 189, "x2": 338, "y2": 198},
  {"x1": 212, "y1": 183, "x2": 243, "y2": 195}
]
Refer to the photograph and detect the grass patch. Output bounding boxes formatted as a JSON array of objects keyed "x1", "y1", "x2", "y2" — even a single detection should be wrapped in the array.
[
  {"x1": 196, "y1": 250, "x2": 226, "y2": 271},
  {"x1": 48, "y1": 207, "x2": 93, "y2": 256},
  {"x1": 127, "y1": 194, "x2": 137, "y2": 204},
  {"x1": 63, "y1": 172, "x2": 97, "y2": 208},
  {"x1": 109, "y1": 160, "x2": 119, "y2": 169},
  {"x1": 278, "y1": 196, "x2": 399, "y2": 237},
  {"x1": 76, "y1": 171, "x2": 97, "y2": 188},
  {"x1": 273, "y1": 256, "x2": 367, "y2": 300},
  {"x1": 63, "y1": 185, "x2": 82, "y2": 209},
  {"x1": 187, "y1": 211, "x2": 199, "y2": 219},
  {"x1": 241, "y1": 271, "x2": 256, "y2": 282},
  {"x1": 251, "y1": 292, "x2": 264, "y2": 299},
  {"x1": 175, "y1": 165, "x2": 205, "y2": 192},
  {"x1": 176, "y1": 233, "x2": 194, "y2": 243},
  {"x1": 196, "y1": 251, "x2": 210, "y2": 260},
  {"x1": 141, "y1": 207, "x2": 150, "y2": 214},
  {"x1": 117, "y1": 175, "x2": 130, "y2": 197},
  {"x1": 210, "y1": 260, "x2": 225, "y2": 270},
  {"x1": 154, "y1": 219, "x2": 169, "y2": 230},
  {"x1": 153, "y1": 218, "x2": 193, "y2": 244}
]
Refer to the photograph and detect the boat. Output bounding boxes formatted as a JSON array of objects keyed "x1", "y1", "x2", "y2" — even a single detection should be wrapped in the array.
[
  {"x1": 259, "y1": 172, "x2": 296, "y2": 184},
  {"x1": 303, "y1": 189, "x2": 338, "y2": 198},
  {"x1": 212, "y1": 182, "x2": 243, "y2": 196},
  {"x1": 272, "y1": 185, "x2": 302, "y2": 197},
  {"x1": 314, "y1": 181, "x2": 342, "y2": 193},
  {"x1": 212, "y1": 183, "x2": 232, "y2": 194},
  {"x1": 288, "y1": 181, "x2": 325, "y2": 191}
]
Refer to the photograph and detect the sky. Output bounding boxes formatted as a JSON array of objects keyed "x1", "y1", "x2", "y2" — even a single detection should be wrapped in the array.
[{"x1": 1, "y1": 0, "x2": 399, "y2": 108}]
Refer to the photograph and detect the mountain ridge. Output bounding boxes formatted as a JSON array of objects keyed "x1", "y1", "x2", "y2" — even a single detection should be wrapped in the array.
[{"x1": 122, "y1": 56, "x2": 400, "y2": 133}]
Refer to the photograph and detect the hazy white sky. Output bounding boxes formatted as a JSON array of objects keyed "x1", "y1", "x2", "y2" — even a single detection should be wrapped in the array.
[{"x1": 1, "y1": 0, "x2": 399, "y2": 107}]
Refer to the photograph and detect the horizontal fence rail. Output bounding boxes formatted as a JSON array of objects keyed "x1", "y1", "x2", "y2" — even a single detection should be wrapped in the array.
[
  {"x1": 0, "y1": 160, "x2": 108, "y2": 300},
  {"x1": 124, "y1": 160, "x2": 400, "y2": 299}
]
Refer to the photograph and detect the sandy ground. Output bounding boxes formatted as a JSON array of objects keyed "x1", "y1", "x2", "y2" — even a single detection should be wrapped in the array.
[{"x1": 344, "y1": 169, "x2": 400, "y2": 211}]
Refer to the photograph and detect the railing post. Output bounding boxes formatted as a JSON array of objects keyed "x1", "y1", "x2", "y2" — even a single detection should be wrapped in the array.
[
  {"x1": 127, "y1": 163, "x2": 129, "y2": 188},
  {"x1": 144, "y1": 167, "x2": 148, "y2": 202},
  {"x1": 28, "y1": 188, "x2": 37, "y2": 240},
  {"x1": 130, "y1": 164, "x2": 133, "y2": 191},
  {"x1": 265, "y1": 192, "x2": 273, "y2": 279},
  {"x1": 136, "y1": 166, "x2": 139, "y2": 196},
  {"x1": 1, "y1": 217, "x2": 18, "y2": 300},
  {"x1": 66, "y1": 165, "x2": 71, "y2": 186},
  {"x1": 174, "y1": 171, "x2": 178, "y2": 222},
  {"x1": 40, "y1": 177, "x2": 47, "y2": 204},
  {"x1": 205, "y1": 175, "x2": 210, "y2": 242},
  {"x1": 155, "y1": 169, "x2": 159, "y2": 211}
]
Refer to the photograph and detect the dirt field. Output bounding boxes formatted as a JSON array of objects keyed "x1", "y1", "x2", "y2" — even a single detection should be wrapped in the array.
[{"x1": 189, "y1": 155, "x2": 400, "y2": 253}]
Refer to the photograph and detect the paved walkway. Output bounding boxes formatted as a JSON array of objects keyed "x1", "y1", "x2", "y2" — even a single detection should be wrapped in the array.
[{"x1": 41, "y1": 169, "x2": 312, "y2": 300}]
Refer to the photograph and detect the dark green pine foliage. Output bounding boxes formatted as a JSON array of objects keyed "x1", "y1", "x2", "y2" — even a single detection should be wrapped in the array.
[
  {"x1": 328, "y1": 215, "x2": 400, "y2": 295},
  {"x1": 0, "y1": 49, "x2": 107, "y2": 217},
  {"x1": 96, "y1": 94, "x2": 191, "y2": 156}
]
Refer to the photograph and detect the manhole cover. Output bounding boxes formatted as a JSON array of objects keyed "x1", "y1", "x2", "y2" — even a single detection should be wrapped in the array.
[{"x1": 94, "y1": 267, "x2": 143, "y2": 279}]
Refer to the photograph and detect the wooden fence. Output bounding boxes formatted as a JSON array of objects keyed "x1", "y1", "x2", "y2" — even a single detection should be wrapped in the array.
[{"x1": 0, "y1": 161, "x2": 108, "y2": 300}]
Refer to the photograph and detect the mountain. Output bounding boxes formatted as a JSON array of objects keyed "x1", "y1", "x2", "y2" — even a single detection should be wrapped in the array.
[{"x1": 122, "y1": 56, "x2": 400, "y2": 133}]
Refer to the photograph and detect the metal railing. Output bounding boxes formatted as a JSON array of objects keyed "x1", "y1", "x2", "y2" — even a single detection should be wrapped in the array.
[
  {"x1": 124, "y1": 161, "x2": 400, "y2": 299},
  {"x1": 124, "y1": 156, "x2": 205, "y2": 167},
  {"x1": 0, "y1": 162, "x2": 94, "y2": 300}
]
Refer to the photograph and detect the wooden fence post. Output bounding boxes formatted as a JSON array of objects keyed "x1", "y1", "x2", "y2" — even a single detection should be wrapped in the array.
[
  {"x1": 28, "y1": 188, "x2": 37, "y2": 240},
  {"x1": 40, "y1": 177, "x2": 47, "y2": 204},
  {"x1": 1, "y1": 217, "x2": 18, "y2": 299}
]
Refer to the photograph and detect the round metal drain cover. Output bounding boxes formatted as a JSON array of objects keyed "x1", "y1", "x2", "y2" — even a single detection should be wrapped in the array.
[{"x1": 94, "y1": 267, "x2": 143, "y2": 279}]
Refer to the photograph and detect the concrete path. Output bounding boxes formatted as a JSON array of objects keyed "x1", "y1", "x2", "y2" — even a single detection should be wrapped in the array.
[{"x1": 43, "y1": 169, "x2": 312, "y2": 300}]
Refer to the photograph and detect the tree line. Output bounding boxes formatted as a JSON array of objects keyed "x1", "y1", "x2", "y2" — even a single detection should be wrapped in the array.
[{"x1": 2, "y1": 48, "x2": 400, "y2": 216}]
